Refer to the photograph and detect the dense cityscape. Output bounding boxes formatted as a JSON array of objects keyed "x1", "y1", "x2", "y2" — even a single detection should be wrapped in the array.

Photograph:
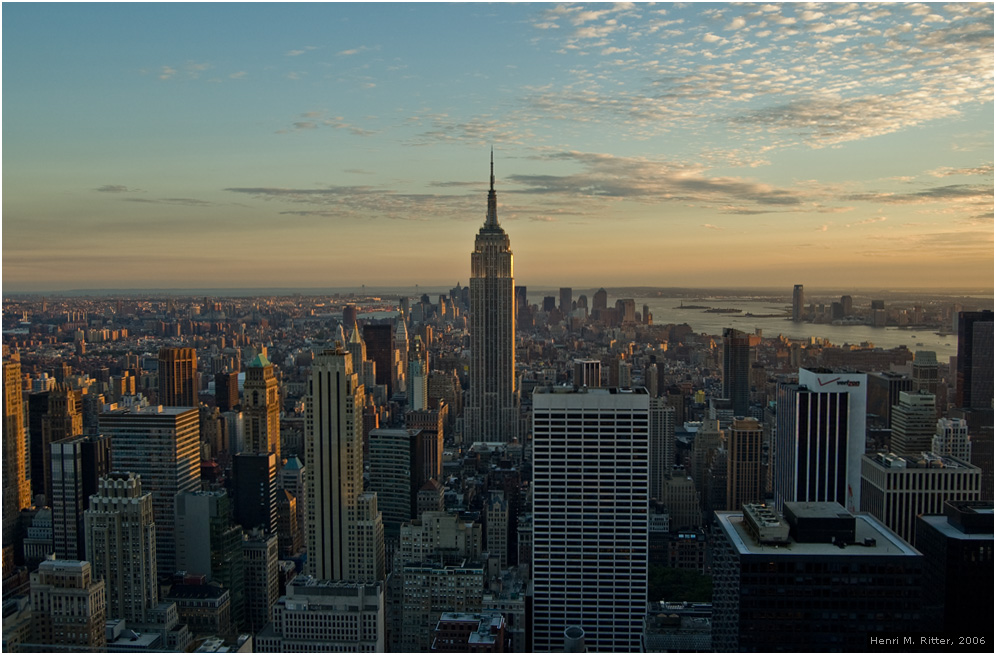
[
  {"x1": 3, "y1": 2, "x2": 994, "y2": 653},
  {"x1": 2, "y1": 157, "x2": 994, "y2": 652}
]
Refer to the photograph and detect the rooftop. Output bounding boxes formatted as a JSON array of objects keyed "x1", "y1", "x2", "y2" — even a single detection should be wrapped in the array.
[{"x1": 716, "y1": 510, "x2": 918, "y2": 557}]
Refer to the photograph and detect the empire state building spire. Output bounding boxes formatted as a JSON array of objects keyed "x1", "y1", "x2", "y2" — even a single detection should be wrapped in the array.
[
  {"x1": 486, "y1": 148, "x2": 498, "y2": 227},
  {"x1": 468, "y1": 153, "x2": 517, "y2": 442}
]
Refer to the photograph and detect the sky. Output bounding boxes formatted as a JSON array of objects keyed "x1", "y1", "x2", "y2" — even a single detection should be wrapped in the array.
[{"x1": 3, "y1": 2, "x2": 993, "y2": 293}]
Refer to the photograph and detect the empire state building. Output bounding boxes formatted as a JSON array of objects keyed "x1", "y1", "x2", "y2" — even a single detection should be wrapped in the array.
[{"x1": 467, "y1": 155, "x2": 517, "y2": 442}]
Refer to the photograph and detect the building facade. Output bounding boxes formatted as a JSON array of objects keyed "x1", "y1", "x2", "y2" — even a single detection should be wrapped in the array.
[
  {"x1": 158, "y1": 346, "x2": 197, "y2": 407},
  {"x1": 99, "y1": 404, "x2": 200, "y2": 578},
  {"x1": 774, "y1": 368, "x2": 867, "y2": 512},
  {"x1": 305, "y1": 347, "x2": 385, "y2": 583},
  {"x1": 255, "y1": 577, "x2": 385, "y2": 653},
  {"x1": 532, "y1": 387, "x2": 649, "y2": 652},
  {"x1": 84, "y1": 472, "x2": 158, "y2": 624},
  {"x1": 466, "y1": 156, "x2": 517, "y2": 443},
  {"x1": 30, "y1": 559, "x2": 107, "y2": 651},
  {"x1": 712, "y1": 502, "x2": 922, "y2": 652},
  {"x1": 243, "y1": 353, "x2": 281, "y2": 459},
  {"x1": 860, "y1": 452, "x2": 981, "y2": 546}
]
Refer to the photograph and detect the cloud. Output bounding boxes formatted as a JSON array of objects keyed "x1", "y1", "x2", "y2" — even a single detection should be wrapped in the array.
[
  {"x1": 702, "y1": 223, "x2": 725, "y2": 230},
  {"x1": 159, "y1": 66, "x2": 176, "y2": 80},
  {"x1": 225, "y1": 184, "x2": 480, "y2": 222},
  {"x1": 733, "y1": 90, "x2": 966, "y2": 148},
  {"x1": 928, "y1": 164, "x2": 994, "y2": 177},
  {"x1": 229, "y1": 71, "x2": 247, "y2": 79},
  {"x1": 505, "y1": 150, "x2": 809, "y2": 212},
  {"x1": 121, "y1": 197, "x2": 214, "y2": 207},
  {"x1": 845, "y1": 216, "x2": 888, "y2": 227},
  {"x1": 337, "y1": 46, "x2": 371, "y2": 56},
  {"x1": 94, "y1": 185, "x2": 138, "y2": 193},
  {"x1": 845, "y1": 184, "x2": 993, "y2": 204}
]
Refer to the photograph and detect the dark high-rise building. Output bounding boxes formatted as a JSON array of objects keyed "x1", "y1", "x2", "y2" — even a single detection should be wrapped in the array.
[
  {"x1": 592, "y1": 287, "x2": 608, "y2": 312},
  {"x1": 233, "y1": 452, "x2": 278, "y2": 535},
  {"x1": 542, "y1": 296, "x2": 556, "y2": 312},
  {"x1": 342, "y1": 304, "x2": 358, "y2": 330},
  {"x1": 559, "y1": 287, "x2": 572, "y2": 314},
  {"x1": 867, "y1": 371, "x2": 913, "y2": 429},
  {"x1": 40, "y1": 383, "x2": 83, "y2": 503},
  {"x1": 363, "y1": 323, "x2": 394, "y2": 397},
  {"x1": 792, "y1": 284, "x2": 805, "y2": 322},
  {"x1": 514, "y1": 286, "x2": 528, "y2": 327},
  {"x1": 467, "y1": 155, "x2": 517, "y2": 443},
  {"x1": 713, "y1": 503, "x2": 922, "y2": 652},
  {"x1": 158, "y1": 347, "x2": 197, "y2": 407},
  {"x1": 955, "y1": 310, "x2": 994, "y2": 409},
  {"x1": 215, "y1": 371, "x2": 239, "y2": 413},
  {"x1": 722, "y1": 328, "x2": 751, "y2": 417},
  {"x1": 50, "y1": 435, "x2": 111, "y2": 560},
  {"x1": 27, "y1": 390, "x2": 51, "y2": 501},
  {"x1": 912, "y1": 351, "x2": 943, "y2": 418},
  {"x1": 916, "y1": 500, "x2": 993, "y2": 635},
  {"x1": 726, "y1": 417, "x2": 763, "y2": 511},
  {"x1": 572, "y1": 359, "x2": 601, "y2": 388}
]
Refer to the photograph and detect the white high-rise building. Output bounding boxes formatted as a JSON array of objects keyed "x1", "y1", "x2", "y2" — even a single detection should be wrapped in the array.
[
  {"x1": 891, "y1": 391, "x2": 937, "y2": 456},
  {"x1": 933, "y1": 417, "x2": 971, "y2": 461},
  {"x1": 775, "y1": 369, "x2": 867, "y2": 513},
  {"x1": 84, "y1": 472, "x2": 158, "y2": 624},
  {"x1": 408, "y1": 335, "x2": 428, "y2": 411},
  {"x1": 532, "y1": 387, "x2": 650, "y2": 652},
  {"x1": 305, "y1": 347, "x2": 385, "y2": 582},
  {"x1": 467, "y1": 154, "x2": 517, "y2": 443}
]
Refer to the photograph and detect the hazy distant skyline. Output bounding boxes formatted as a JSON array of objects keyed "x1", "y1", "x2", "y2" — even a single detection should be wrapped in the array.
[{"x1": 3, "y1": 2, "x2": 993, "y2": 292}]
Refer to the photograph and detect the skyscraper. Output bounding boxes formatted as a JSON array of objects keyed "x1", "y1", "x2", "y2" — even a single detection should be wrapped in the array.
[
  {"x1": 955, "y1": 310, "x2": 994, "y2": 409},
  {"x1": 40, "y1": 383, "x2": 83, "y2": 503},
  {"x1": 50, "y1": 435, "x2": 111, "y2": 560},
  {"x1": 559, "y1": 287, "x2": 572, "y2": 314},
  {"x1": 363, "y1": 323, "x2": 394, "y2": 397},
  {"x1": 467, "y1": 154, "x2": 517, "y2": 443},
  {"x1": 243, "y1": 353, "x2": 281, "y2": 459},
  {"x1": 726, "y1": 417, "x2": 764, "y2": 511},
  {"x1": 305, "y1": 347, "x2": 385, "y2": 582},
  {"x1": 99, "y1": 404, "x2": 201, "y2": 577},
  {"x1": 712, "y1": 503, "x2": 922, "y2": 652},
  {"x1": 158, "y1": 346, "x2": 197, "y2": 407},
  {"x1": 84, "y1": 472, "x2": 158, "y2": 624},
  {"x1": 649, "y1": 397, "x2": 676, "y2": 501},
  {"x1": 792, "y1": 284, "x2": 805, "y2": 322},
  {"x1": 215, "y1": 371, "x2": 239, "y2": 413},
  {"x1": 774, "y1": 368, "x2": 867, "y2": 512},
  {"x1": 912, "y1": 350, "x2": 943, "y2": 417},
  {"x1": 722, "y1": 328, "x2": 751, "y2": 417},
  {"x1": 3, "y1": 357, "x2": 31, "y2": 548},
  {"x1": 393, "y1": 319, "x2": 409, "y2": 397},
  {"x1": 408, "y1": 335, "x2": 428, "y2": 411},
  {"x1": 532, "y1": 387, "x2": 649, "y2": 652},
  {"x1": 890, "y1": 391, "x2": 937, "y2": 456}
]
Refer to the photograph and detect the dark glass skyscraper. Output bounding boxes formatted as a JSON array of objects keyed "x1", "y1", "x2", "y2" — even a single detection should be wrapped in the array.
[
  {"x1": 955, "y1": 310, "x2": 994, "y2": 409},
  {"x1": 722, "y1": 328, "x2": 751, "y2": 417}
]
